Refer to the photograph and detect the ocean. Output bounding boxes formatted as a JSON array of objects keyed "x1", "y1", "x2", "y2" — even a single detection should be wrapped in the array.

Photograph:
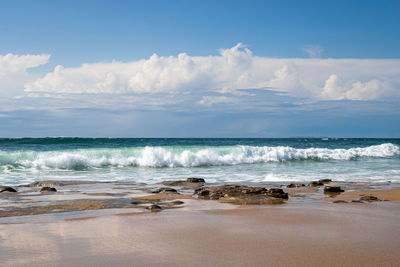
[{"x1": 0, "y1": 138, "x2": 399, "y2": 186}]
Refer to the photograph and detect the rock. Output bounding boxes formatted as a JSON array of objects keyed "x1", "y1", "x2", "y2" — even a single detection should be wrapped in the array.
[
  {"x1": 318, "y1": 179, "x2": 332, "y2": 183},
  {"x1": 194, "y1": 184, "x2": 288, "y2": 203},
  {"x1": 351, "y1": 200, "x2": 363, "y2": 203},
  {"x1": 152, "y1": 187, "x2": 179, "y2": 194},
  {"x1": 268, "y1": 188, "x2": 289, "y2": 198},
  {"x1": 186, "y1": 178, "x2": 205, "y2": 183},
  {"x1": 0, "y1": 186, "x2": 17, "y2": 193},
  {"x1": 40, "y1": 187, "x2": 57, "y2": 192},
  {"x1": 287, "y1": 183, "x2": 306, "y2": 188},
  {"x1": 171, "y1": 200, "x2": 184, "y2": 205},
  {"x1": 309, "y1": 181, "x2": 324, "y2": 187},
  {"x1": 309, "y1": 179, "x2": 332, "y2": 187},
  {"x1": 163, "y1": 200, "x2": 185, "y2": 207},
  {"x1": 197, "y1": 189, "x2": 210, "y2": 197},
  {"x1": 324, "y1": 186, "x2": 344, "y2": 193},
  {"x1": 147, "y1": 204, "x2": 162, "y2": 212},
  {"x1": 333, "y1": 200, "x2": 349, "y2": 203},
  {"x1": 360, "y1": 195, "x2": 381, "y2": 202},
  {"x1": 130, "y1": 199, "x2": 141, "y2": 205}
]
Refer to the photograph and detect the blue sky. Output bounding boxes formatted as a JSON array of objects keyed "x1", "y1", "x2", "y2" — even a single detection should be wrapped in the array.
[{"x1": 0, "y1": 0, "x2": 400, "y2": 137}]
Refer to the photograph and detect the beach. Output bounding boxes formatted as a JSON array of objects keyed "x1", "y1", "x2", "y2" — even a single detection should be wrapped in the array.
[
  {"x1": 1, "y1": 138, "x2": 400, "y2": 266},
  {"x1": 1, "y1": 179, "x2": 400, "y2": 266}
]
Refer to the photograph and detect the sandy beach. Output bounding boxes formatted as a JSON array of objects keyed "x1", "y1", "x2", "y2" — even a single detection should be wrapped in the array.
[{"x1": 1, "y1": 180, "x2": 400, "y2": 267}]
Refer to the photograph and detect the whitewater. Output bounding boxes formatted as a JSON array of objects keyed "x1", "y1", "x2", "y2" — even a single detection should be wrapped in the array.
[{"x1": 0, "y1": 138, "x2": 399, "y2": 185}]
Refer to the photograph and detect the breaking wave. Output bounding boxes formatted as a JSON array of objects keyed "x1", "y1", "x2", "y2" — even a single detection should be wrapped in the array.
[{"x1": 0, "y1": 143, "x2": 398, "y2": 171}]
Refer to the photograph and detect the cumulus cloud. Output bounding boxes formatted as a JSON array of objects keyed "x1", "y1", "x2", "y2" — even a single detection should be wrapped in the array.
[
  {"x1": 19, "y1": 44, "x2": 400, "y2": 103},
  {"x1": 0, "y1": 53, "x2": 50, "y2": 76},
  {"x1": 0, "y1": 53, "x2": 50, "y2": 97}
]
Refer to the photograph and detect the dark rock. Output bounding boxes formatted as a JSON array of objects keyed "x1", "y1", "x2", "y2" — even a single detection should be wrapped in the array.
[
  {"x1": 152, "y1": 187, "x2": 179, "y2": 194},
  {"x1": 0, "y1": 186, "x2": 17, "y2": 193},
  {"x1": 287, "y1": 183, "x2": 306, "y2": 188},
  {"x1": 147, "y1": 204, "x2": 162, "y2": 212},
  {"x1": 318, "y1": 179, "x2": 332, "y2": 183},
  {"x1": 351, "y1": 200, "x2": 363, "y2": 203},
  {"x1": 268, "y1": 188, "x2": 289, "y2": 198},
  {"x1": 309, "y1": 181, "x2": 324, "y2": 187},
  {"x1": 130, "y1": 199, "x2": 141, "y2": 205},
  {"x1": 40, "y1": 187, "x2": 57, "y2": 192},
  {"x1": 333, "y1": 200, "x2": 349, "y2": 203},
  {"x1": 171, "y1": 200, "x2": 184, "y2": 205},
  {"x1": 197, "y1": 189, "x2": 210, "y2": 197},
  {"x1": 194, "y1": 184, "x2": 288, "y2": 203},
  {"x1": 324, "y1": 186, "x2": 344, "y2": 193},
  {"x1": 186, "y1": 178, "x2": 205, "y2": 183},
  {"x1": 360, "y1": 195, "x2": 381, "y2": 202}
]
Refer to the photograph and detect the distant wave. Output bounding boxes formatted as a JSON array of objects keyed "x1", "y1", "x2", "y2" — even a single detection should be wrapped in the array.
[{"x1": 0, "y1": 143, "x2": 398, "y2": 171}]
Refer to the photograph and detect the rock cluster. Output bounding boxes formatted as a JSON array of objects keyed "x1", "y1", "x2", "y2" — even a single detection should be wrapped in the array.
[{"x1": 194, "y1": 185, "x2": 288, "y2": 200}]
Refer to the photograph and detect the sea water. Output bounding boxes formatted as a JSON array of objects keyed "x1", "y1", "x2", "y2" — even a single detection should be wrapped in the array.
[{"x1": 0, "y1": 138, "x2": 399, "y2": 186}]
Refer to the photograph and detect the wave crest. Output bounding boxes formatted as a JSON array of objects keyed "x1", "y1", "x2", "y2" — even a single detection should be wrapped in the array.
[{"x1": 0, "y1": 143, "x2": 398, "y2": 170}]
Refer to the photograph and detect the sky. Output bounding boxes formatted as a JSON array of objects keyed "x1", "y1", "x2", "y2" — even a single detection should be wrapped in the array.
[{"x1": 0, "y1": 0, "x2": 400, "y2": 137}]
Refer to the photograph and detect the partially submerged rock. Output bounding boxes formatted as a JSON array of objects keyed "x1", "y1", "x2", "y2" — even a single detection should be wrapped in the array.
[
  {"x1": 324, "y1": 186, "x2": 344, "y2": 193},
  {"x1": 40, "y1": 187, "x2": 57, "y2": 192},
  {"x1": 152, "y1": 187, "x2": 179, "y2": 194},
  {"x1": 186, "y1": 178, "x2": 205, "y2": 183},
  {"x1": 309, "y1": 179, "x2": 332, "y2": 187},
  {"x1": 360, "y1": 195, "x2": 381, "y2": 202},
  {"x1": 287, "y1": 183, "x2": 306, "y2": 188},
  {"x1": 147, "y1": 204, "x2": 162, "y2": 212},
  {"x1": 0, "y1": 186, "x2": 17, "y2": 193},
  {"x1": 319, "y1": 179, "x2": 332, "y2": 183},
  {"x1": 309, "y1": 181, "x2": 324, "y2": 187},
  {"x1": 194, "y1": 185, "x2": 288, "y2": 205},
  {"x1": 333, "y1": 200, "x2": 349, "y2": 204}
]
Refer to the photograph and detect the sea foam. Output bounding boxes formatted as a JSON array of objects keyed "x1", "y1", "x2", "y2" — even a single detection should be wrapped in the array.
[{"x1": 0, "y1": 143, "x2": 398, "y2": 170}]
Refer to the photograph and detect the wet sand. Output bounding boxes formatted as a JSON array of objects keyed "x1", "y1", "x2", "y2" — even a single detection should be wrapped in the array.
[{"x1": 1, "y1": 181, "x2": 400, "y2": 266}]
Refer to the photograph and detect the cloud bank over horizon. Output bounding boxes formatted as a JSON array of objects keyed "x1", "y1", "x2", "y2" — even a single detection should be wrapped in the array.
[{"x1": 11, "y1": 43, "x2": 399, "y2": 104}]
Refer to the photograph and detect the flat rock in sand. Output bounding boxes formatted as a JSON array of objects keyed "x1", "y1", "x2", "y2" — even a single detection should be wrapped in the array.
[{"x1": 194, "y1": 185, "x2": 288, "y2": 204}]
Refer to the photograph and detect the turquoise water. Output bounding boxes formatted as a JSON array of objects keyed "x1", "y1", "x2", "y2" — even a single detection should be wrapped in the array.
[{"x1": 0, "y1": 138, "x2": 399, "y2": 185}]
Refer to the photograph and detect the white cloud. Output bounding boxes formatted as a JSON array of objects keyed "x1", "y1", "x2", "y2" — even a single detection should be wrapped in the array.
[
  {"x1": 0, "y1": 53, "x2": 50, "y2": 97},
  {"x1": 23, "y1": 45, "x2": 400, "y2": 103},
  {"x1": 321, "y1": 74, "x2": 393, "y2": 100}
]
